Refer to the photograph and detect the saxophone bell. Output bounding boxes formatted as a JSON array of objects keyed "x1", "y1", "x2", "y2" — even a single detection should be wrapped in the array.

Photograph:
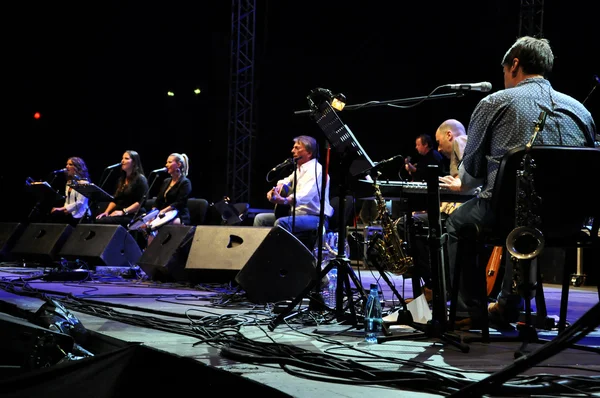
[{"x1": 506, "y1": 226, "x2": 545, "y2": 260}]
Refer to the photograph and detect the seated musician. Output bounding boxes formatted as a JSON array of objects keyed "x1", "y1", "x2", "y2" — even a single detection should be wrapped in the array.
[
  {"x1": 142, "y1": 153, "x2": 192, "y2": 246},
  {"x1": 398, "y1": 120, "x2": 468, "y2": 303},
  {"x1": 253, "y1": 135, "x2": 333, "y2": 236},
  {"x1": 49, "y1": 156, "x2": 91, "y2": 227},
  {"x1": 403, "y1": 133, "x2": 445, "y2": 182},
  {"x1": 442, "y1": 36, "x2": 595, "y2": 330},
  {"x1": 95, "y1": 150, "x2": 148, "y2": 230}
]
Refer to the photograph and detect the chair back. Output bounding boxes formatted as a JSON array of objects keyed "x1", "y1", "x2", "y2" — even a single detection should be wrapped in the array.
[
  {"x1": 188, "y1": 198, "x2": 209, "y2": 226},
  {"x1": 144, "y1": 197, "x2": 156, "y2": 212},
  {"x1": 491, "y1": 146, "x2": 600, "y2": 240}
]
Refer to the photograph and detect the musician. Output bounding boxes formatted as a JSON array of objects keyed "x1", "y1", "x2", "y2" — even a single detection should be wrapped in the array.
[
  {"x1": 443, "y1": 36, "x2": 596, "y2": 329},
  {"x1": 403, "y1": 134, "x2": 445, "y2": 182},
  {"x1": 144, "y1": 153, "x2": 192, "y2": 245},
  {"x1": 253, "y1": 135, "x2": 334, "y2": 236},
  {"x1": 399, "y1": 120, "x2": 468, "y2": 303},
  {"x1": 49, "y1": 157, "x2": 91, "y2": 227},
  {"x1": 95, "y1": 150, "x2": 149, "y2": 229}
]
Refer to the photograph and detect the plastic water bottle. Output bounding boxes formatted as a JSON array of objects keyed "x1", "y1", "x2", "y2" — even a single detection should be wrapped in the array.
[
  {"x1": 364, "y1": 283, "x2": 383, "y2": 344},
  {"x1": 328, "y1": 267, "x2": 338, "y2": 308}
]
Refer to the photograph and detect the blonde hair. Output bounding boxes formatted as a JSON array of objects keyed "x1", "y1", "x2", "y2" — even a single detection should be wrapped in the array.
[{"x1": 171, "y1": 153, "x2": 189, "y2": 177}]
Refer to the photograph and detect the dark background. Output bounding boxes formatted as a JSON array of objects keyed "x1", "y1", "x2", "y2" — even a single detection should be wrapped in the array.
[{"x1": 4, "y1": 1, "x2": 599, "y2": 220}]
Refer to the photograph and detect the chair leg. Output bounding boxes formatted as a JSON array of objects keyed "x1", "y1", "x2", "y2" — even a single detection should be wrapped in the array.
[
  {"x1": 478, "y1": 249, "x2": 490, "y2": 342},
  {"x1": 533, "y1": 261, "x2": 551, "y2": 330},
  {"x1": 558, "y1": 248, "x2": 576, "y2": 332},
  {"x1": 447, "y1": 241, "x2": 462, "y2": 331},
  {"x1": 448, "y1": 224, "x2": 483, "y2": 333}
]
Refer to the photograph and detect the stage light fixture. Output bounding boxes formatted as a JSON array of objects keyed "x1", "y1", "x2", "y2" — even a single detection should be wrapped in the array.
[
  {"x1": 307, "y1": 87, "x2": 346, "y2": 115},
  {"x1": 331, "y1": 93, "x2": 346, "y2": 111}
]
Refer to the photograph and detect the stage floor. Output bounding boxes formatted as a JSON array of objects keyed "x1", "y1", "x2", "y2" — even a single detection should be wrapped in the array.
[{"x1": 0, "y1": 262, "x2": 599, "y2": 397}]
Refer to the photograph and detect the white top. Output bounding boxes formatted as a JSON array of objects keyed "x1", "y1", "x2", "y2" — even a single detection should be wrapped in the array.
[
  {"x1": 64, "y1": 184, "x2": 89, "y2": 219},
  {"x1": 278, "y1": 158, "x2": 334, "y2": 217}
]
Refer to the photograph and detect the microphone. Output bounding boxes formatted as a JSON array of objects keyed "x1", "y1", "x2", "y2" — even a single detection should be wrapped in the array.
[
  {"x1": 52, "y1": 168, "x2": 67, "y2": 174},
  {"x1": 446, "y1": 82, "x2": 492, "y2": 92},
  {"x1": 150, "y1": 167, "x2": 168, "y2": 174},
  {"x1": 105, "y1": 163, "x2": 121, "y2": 170},
  {"x1": 270, "y1": 157, "x2": 299, "y2": 172},
  {"x1": 374, "y1": 154, "x2": 403, "y2": 167}
]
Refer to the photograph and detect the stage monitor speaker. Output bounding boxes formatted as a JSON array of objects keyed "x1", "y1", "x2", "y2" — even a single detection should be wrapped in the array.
[
  {"x1": 235, "y1": 226, "x2": 317, "y2": 303},
  {"x1": 185, "y1": 225, "x2": 316, "y2": 302},
  {"x1": 59, "y1": 224, "x2": 143, "y2": 267},
  {"x1": 0, "y1": 222, "x2": 26, "y2": 262},
  {"x1": 11, "y1": 223, "x2": 73, "y2": 265},
  {"x1": 137, "y1": 225, "x2": 196, "y2": 282}
]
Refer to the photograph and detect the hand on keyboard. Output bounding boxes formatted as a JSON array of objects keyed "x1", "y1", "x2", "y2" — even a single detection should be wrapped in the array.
[{"x1": 439, "y1": 175, "x2": 462, "y2": 192}]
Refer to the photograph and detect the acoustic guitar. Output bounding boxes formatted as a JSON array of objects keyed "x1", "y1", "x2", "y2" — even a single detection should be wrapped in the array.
[
  {"x1": 486, "y1": 246, "x2": 503, "y2": 296},
  {"x1": 273, "y1": 183, "x2": 291, "y2": 219}
]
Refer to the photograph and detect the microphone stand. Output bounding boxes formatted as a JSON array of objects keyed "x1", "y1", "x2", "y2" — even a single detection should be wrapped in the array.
[
  {"x1": 128, "y1": 173, "x2": 162, "y2": 229},
  {"x1": 294, "y1": 92, "x2": 465, "y2": 115},
  {"x1": 291, "y1": 158, "x2": 298, "y2": 233},
  {"x1": 308, "y1": 142, "x2": 330, "y2": 312},
  {"x1": 99, "y1": 167, "x2": 117, "y2": 190}
]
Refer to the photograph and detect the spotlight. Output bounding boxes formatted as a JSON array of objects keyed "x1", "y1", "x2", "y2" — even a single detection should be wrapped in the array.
[
  {"x1": 307, "y1": 88, "x2": 347, "y2": 114},
  {"x1": 331, "y1": 93, "x2": 346, "y2": 111}
]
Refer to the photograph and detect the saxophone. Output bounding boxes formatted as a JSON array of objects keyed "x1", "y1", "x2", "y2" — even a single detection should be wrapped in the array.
[
  {"x1": 505, "y1": 111, "x2": 547, "y2": 298},
  {"x1": 366, "y1": 182, "x2": 413, "y2": 274}
]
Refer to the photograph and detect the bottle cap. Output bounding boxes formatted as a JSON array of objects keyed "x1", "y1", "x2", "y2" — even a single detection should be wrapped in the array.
[{"x1": 370, "y1": 283, "x2": 377, "y2": 289}]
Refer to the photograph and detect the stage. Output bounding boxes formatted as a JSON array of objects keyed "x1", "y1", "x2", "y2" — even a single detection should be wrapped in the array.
[{"x1": 0, "y1": 257, "x2": 599, "y2": 397}]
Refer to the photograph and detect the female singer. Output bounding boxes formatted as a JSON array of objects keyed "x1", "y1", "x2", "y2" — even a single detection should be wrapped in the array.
[
  {"x1": 144, "y1": 153, "x2": 192, "y2": 245},
  {"x1": 49, "y1": 156, "x2": 91, "y2": 226},
  {"x1": 95, "y1": 150, "x2": 148, "y2": 228}
]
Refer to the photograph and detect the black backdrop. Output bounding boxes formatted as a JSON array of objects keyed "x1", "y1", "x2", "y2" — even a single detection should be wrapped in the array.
[{"x1": 4, "y1": 1, "x2": 599, "y2": 221}]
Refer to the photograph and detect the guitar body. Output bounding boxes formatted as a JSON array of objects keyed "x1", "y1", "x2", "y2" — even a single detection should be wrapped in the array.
[{"x1": 274, "y1": 183, "x2": 291, "y2": 219}]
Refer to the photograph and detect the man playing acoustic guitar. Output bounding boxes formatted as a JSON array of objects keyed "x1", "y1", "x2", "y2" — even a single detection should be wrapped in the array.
[{"x1": 253, "y1": 135, "x2": 333, "y2": 237}]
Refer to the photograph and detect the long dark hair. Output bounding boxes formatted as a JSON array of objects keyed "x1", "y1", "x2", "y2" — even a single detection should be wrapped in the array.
[{"x1": 116, "y1": 150, "x2": 145, "y2": 193}]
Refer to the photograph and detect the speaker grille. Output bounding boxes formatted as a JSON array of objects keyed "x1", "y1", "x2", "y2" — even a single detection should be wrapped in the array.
[{"x1": 234, "y1": 226, "x2": 317, "y2": 304}]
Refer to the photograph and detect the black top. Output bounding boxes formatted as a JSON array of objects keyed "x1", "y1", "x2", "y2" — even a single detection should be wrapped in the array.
[
  {"x1": 154, "y1": 176, "x2": 192, "y2": 225},
  {"x1": 113, "y1": 174, "x2": 149, "y2": 211},
  {"x1": 411, "y1": 149, "x2": 445, "y2": 182}
]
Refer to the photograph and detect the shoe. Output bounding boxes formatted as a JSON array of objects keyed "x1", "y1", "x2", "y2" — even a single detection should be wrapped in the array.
[
  {"x1": 488, "y1": 301, "x2": 521, "y2": 323},
  {"x1": 487, "y1": 301, "x2": 518, "y2": 330},
  {"x1": 454, "y1": 315, "x2": 514, "y2": 332},
  {"x1": 453, "y1": 317, "x2": 486, "y2": 331}
]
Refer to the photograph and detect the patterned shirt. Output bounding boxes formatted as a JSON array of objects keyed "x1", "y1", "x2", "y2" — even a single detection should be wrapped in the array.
[{"x1": 461, "y1": 77, "x2": 596, "y2": 199}]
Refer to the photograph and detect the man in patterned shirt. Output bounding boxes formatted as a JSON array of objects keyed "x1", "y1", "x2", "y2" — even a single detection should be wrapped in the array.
[{"x1": 442, "y1": 36, "x2": 597, "y2": 329}]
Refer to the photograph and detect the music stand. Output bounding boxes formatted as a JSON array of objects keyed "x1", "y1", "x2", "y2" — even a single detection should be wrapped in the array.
[
  {"x1": 375, "y1": 165, "x2": 468, "y2": 352},
  {"x1": 69, "y1": 182, "x2": 114, "y2": 219},
  {"x1": 69, "y1": 182, "x2": 114, "y2": 203},
  {"x1": 25, "y1": 180, "x2": 65, "y2": 221},
  {"x1": 269, "y1": 102, "x2": 372, "y2": 331}
]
